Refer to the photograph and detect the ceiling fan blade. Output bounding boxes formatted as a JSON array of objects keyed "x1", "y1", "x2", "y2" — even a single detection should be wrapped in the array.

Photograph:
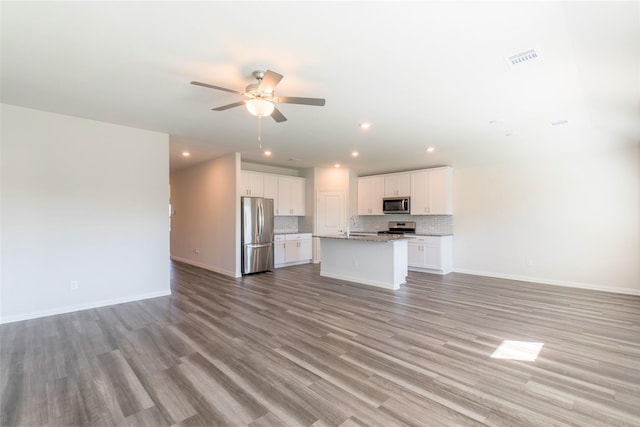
[
  {"x1": 191, "y1": 81, "x2": 244, "y2": 95},
  {"x1": 277, "y1": 96, "x2": 326, "y2": 106},
  {"x1": 212, "y1": 101, "x2": 245, "y2": 111},
  {"x1": 258, "y1": 70, "x2": 283, "y2": 93},
  {"x1": 271, "y1": 107, "x2": 287, "y2": 123}
]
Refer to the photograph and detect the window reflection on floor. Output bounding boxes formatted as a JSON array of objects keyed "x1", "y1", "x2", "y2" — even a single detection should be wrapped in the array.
[{"x1": 490, "y1": 340, "x2": 544, "y2": 361}]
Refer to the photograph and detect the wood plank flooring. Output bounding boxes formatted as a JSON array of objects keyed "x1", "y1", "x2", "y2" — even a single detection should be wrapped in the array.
[{"x1": 2, "y1": 262, "x2": 639, "y2": 426}]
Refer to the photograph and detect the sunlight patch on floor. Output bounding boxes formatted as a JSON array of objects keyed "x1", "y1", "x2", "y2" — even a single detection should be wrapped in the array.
[{"x1": 491, "y1": 340, "x2": 544, "y2": 361}]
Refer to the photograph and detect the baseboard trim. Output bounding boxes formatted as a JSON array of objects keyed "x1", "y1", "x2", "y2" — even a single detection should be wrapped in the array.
[
  {"x1": 320, "y1": 271, "x2": 401, "y2": 290},
  {"x1": 171, "y1": 256, "x2": 240, "y2": 278},
  {"x1": 0, "y1": 289, "x2": 172, "y2": 325},
  {"x1": 452, "y1": 268, "x2": 640, "y2": 296},
  {"x1": 409, "y1": 266, "x2": 451, "y2": 275},
  {"x1": 275, "y1": 259, "x2": 311, "y2": 269}
]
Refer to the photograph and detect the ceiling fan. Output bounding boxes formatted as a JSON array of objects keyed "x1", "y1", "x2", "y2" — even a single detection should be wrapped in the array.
[{"x1": 190, "y1": 70, "x2": 325, "y2": 123}]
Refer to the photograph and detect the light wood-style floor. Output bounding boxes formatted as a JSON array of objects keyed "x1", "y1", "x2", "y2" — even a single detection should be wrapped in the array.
[{"x1": 2, "y1": 262, "x2": 639, "y2": 426}]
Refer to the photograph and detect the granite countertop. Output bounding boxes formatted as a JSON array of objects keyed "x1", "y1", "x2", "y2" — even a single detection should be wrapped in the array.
[
  {"x1": 315, "y1": 234, "x2": 412, "y2": 242},
  {"x1": 406, "y1": 233, "x2": 454, "y2": 237},
  {"x1": 275, "y1": 231, "x2": 312, "y2": 235},
  {"x1": 348, "y1": 230, "x2": 454, "y2": 237}
]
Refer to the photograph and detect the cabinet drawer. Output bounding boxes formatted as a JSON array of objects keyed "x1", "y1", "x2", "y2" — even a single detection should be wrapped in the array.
[
  {"x1": 275, "y1": 235, "x2": 285, "y2": 242},
  {"x1": 285, "y1": 233, "x2": 311, "y2": 241},
  {"x1": 409, "y1": 236, "x2": 441, "y2": 244}
]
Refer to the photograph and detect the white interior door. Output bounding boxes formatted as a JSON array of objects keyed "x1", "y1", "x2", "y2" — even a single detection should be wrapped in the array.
[{"x1": 315, "y1": 191, "x2": 346, "y2": 263}]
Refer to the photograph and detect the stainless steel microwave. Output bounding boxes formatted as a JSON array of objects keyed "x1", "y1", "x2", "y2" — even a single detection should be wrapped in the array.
[{"x1": 383, "y1": 197, "x2": 410, "y2": 214}]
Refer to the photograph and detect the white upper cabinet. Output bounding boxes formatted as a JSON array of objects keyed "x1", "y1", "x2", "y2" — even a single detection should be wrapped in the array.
[
  {"x1": 263, "y1": 174, "x2": 279, "y2": 213},
  {"x1": 240, "y1": 171, "x2": 264, "y2": 197},
  {"x1": 240, "y1": 171, "x2": 305, "y2": 216},
  {"x1": 358, "y1": 176, "x2": 384, "y2": 215},
  {"x1": 410, "y1": 166, "x2": 452, "y2": 215},
  {"x1": 384, "y1": 173, "x2": 411, "y2": 197},
  {"x1": 277, "y1": 176, "x2": 305, "y2": 216}
]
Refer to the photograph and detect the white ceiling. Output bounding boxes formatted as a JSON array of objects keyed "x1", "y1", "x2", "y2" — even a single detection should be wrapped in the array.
[{"x1": 2, "y1": 1, "x2": 638, "y2": 176}]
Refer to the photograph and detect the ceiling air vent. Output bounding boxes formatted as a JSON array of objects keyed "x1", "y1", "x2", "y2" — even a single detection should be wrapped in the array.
[{"x1": 506, "y1": 49, "x2": 540, "y2": 67}]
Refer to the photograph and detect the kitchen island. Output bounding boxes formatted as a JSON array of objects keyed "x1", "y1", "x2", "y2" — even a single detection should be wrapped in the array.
[{"x1": 316, "y1": 234, "x2": 411, "y2": 290}]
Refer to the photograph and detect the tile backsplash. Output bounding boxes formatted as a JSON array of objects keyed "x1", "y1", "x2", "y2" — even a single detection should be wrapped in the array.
[
  {"x1": 274, "y1": 216, "x2": 299, "y2": 233},
  {"x1": 274, "y1": 214, "x2": 453, "y2": 235},
  {"x1": 353, "y1": 215, "x2": 453, "y2": 235}
]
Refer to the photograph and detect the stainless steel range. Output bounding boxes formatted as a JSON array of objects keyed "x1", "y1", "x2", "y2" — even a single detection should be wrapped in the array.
[{"x1": 377, "y1": 221, "x2": 416, "y2": 235}]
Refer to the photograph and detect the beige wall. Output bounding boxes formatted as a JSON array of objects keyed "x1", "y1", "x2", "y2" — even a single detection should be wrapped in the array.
[
  {"x1": 170, "y1": 152, "x2": 241, "y2": 277},
  {"x1": 1, "y1": 104, "x2": 170, "y2": 323},
  {"x1": 453, "y1": 144, "x2": 639, "y2": 294}
]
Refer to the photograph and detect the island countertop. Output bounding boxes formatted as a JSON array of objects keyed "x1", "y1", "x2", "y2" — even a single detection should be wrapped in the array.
[{"x1": 314, "y1": 234, "x2": 412, "y2": 242}]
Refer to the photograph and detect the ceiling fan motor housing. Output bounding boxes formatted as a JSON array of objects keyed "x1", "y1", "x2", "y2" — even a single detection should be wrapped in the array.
[
  {"x1": 191, "y1": 68, "x2": 325, "y2": 123},
  {"x1": 245, "y1": 83, "x2": 269, "y2": 99}
]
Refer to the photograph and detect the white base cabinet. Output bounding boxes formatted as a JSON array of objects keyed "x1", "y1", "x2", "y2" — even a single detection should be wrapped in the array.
[
  {"x1": 275, "y1": 233, "x2": 312, "y2": 267},
  {"x1": 408, "y1": 235, "x2": 453, "y2": 274}
]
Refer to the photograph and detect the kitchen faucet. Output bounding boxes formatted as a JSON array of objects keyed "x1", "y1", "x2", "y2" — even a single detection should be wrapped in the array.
[{"x1": 346, "y1": 216, "x2": 358, "y2": 237}]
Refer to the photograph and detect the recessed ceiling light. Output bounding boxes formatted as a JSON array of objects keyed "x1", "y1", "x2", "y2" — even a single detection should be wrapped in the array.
[
  {"x1": 359, "y1": 122, "x2": 372, "y2": 130},
  {"x1": 426, "y1": 147, "x2": 435, "y2": 153},
  {"x1": 182, "y1": 151, "x2": 190, "y2": 157},
  {"x1": 264, "y1": 150, "x2": 272, "y2": 157},
  {"x1": 334, "y1": 163, "x2": 340, "y2": 168},
  {"x1": 351, "y1": 151, "x2": 359, "y2": 157},
  {"x1": 551, "y1": 120, "x2": 569, "y2": 126}
]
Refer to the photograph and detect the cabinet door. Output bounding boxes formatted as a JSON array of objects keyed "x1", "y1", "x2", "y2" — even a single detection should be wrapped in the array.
[
  {"x1": 298, "y1": 239, "x2": 312, "y2": 261},
  {"x1": 285, "y1": 241, "x2": 299, "y2": 262},
  {"x1": 289, "y1": 178, "x2": 305, "y2": 216},
  {"x1": 275, "y1": 241, "x2": 286, "y2": 265},
  {"x1": 409, "y1": 167, "x2": 453, "y2": 215},
  {"x1": 423, "y1": 243, "x2": 442, "y2": 269},
  {"x1": 427, "y1": 167, "x2": 453, "y2": 215},
  {"x1": 410, "y1": 171, "x2": 429, "y2": 214},
  {"x1": 263, "y1": 174, "x2": 279, "y2": 214},
  {"x1": 240, "y1": 171, "x2": 264, "y2": 197},
  {"x1": 358, "y1": 176, "x2": 384, "y2": 215},
  {"x1": 407, "y1": 243, "x2": 424, "y2": 267},
  {"x1": 384, "y1": 173, "x2": 411, "y2": 197},
  {"x1": 278, "y1": 176, "x2": 305, "y2": 216}
]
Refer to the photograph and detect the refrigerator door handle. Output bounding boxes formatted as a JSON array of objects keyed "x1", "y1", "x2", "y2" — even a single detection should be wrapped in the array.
[
  {"x1": 246, "y1": 243, "x2": 272, "y2": 249},
  {"x1": 258, "y1": 202, "x2": 263, "y2": 236}
]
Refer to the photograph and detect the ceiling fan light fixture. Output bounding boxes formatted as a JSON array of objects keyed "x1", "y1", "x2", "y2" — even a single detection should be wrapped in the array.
[{"x1": 246, "y1": 99, "x2": 275, "y2": 117}]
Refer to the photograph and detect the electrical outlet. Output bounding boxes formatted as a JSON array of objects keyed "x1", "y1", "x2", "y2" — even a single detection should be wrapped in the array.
[{"x1": 70, "y1": 280, "x2": 79, "y2": 290}]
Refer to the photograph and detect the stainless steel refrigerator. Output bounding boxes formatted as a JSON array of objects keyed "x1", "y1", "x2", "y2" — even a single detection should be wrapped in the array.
[{"x1": 241, "y1": 197, "x2": 275, "y2": 274}]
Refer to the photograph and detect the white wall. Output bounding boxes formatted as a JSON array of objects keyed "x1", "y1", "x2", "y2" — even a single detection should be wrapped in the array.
[
  {"x1": 1, "y1": 104, "x2": 170, "y2": 323},
  {"x1": 453, "y1": 145, "x2": 640, "y2": 294},
  {"x1": 170, "y1": 152, "x2": 240, "y2": 277}
]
